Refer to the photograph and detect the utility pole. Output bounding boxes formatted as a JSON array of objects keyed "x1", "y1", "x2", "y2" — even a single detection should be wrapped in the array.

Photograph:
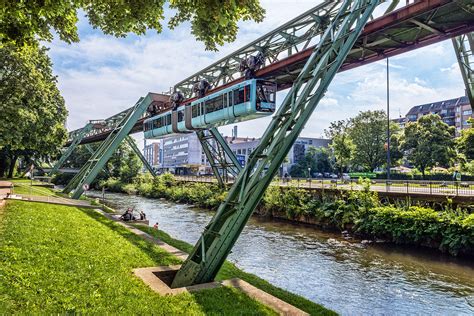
[{"x1": 386, "y1": 58, "x2": 391, "y2": 180}]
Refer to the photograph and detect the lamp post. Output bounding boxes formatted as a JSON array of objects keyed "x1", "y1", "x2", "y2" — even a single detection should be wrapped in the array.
[
  {"x1": 386, "y1": 58, "x2": 391, "y2": 180},
  {"x1": 308, "y1": 167, "x2": 311, "y2": 179}
]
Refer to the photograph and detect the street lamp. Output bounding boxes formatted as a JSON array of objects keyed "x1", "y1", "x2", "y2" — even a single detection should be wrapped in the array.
[{"x1": 308, "y1": 167, "x2": 311, "y2": 179}]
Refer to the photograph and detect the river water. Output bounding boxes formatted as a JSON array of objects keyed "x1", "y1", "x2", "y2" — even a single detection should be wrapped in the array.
[{"x1": 89, "y1": 191, "x2": 474, "y2": 315}]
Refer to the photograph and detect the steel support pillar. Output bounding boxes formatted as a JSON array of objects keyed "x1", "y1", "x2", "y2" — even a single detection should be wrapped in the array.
[
  {"x1": 63, "y1": 94, "x2": 153, "y2": 199},
  {"x1": 171, "y1": 0, "x2": 381, "y2": 288},
  {"x1": 196, "y1": 128, "x2": 242, "y2": 187},
  {"x1": 125, "y1": 136, "x2": 157, "y2": 177},
  {"x1": 49, "y1": 123, "x2": 94, "y2": 176},
  {"x1": 452, "y1": 32, "x2": 474, "y2": 106}
]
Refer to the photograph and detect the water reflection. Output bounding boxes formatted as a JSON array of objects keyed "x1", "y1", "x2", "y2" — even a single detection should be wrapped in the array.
[{"x1": 90, "y1": 191, "x2": 474, "y2": 315}]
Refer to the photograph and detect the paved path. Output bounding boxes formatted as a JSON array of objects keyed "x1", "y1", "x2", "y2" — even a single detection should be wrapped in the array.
[
  {"x1": 0, "y1": 181, "x2": 13, "y2": 200},
  {"x1": 7, "y1": 194, "x2": 94, "y2": 208}
]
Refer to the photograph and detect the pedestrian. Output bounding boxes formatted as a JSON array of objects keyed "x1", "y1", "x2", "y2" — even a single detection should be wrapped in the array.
[
  {"x1": 153, "y1": 222, "x2": 159, "y2": 230},
  {"x1": 140, "y1": 211, "x2": 146, "y2": 220}
]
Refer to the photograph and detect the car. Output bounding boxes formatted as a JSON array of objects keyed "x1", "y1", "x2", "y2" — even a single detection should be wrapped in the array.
[
  {"x1": 342, "y1": 173, "x2": 350, "y2": 181},
  {"x1": 330, "y1": 173, "x2": 338, "y2": 179}
]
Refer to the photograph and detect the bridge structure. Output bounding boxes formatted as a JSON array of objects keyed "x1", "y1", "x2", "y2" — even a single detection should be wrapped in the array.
[{"x1": 52, "y1": 0, "x2": 474, "y2": 287}]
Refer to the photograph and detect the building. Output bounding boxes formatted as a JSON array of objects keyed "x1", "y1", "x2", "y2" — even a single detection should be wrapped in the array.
[
  {"x1": 157, "y1": 126, "x2": 331, "y2": 176},
  {"x1": 402, "y1": 96, "x2": 472, "y2": 136},
  {"x1": 160, "y1": 133, "x2": 203, "y2": 174},
  {"x1": 143, "y1": 142, "x2": 160, "y2": 168}
]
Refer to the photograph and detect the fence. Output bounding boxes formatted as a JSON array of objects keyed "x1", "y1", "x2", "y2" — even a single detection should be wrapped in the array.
[{"x1": 174, "y1": 175, "x2": 474, "y2": 197}]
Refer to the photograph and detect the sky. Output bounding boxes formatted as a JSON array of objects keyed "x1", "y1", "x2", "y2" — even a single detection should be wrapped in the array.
[{"x1": 46, "y1": 0, "x2": 465, "y2": 145}]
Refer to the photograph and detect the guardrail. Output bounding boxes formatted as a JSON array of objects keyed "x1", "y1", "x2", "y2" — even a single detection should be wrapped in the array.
[{"x1": 174, "y1": 175, "x2": 474, "y2": 197}]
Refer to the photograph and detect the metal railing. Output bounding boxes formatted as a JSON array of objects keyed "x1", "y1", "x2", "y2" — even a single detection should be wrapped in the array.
[{"x1": 174, "y1": 175, "x2": 474, "y2": 197}]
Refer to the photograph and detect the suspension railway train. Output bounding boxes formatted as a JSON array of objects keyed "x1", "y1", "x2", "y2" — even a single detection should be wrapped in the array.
[{"x1": 143, "y1": 79, "x2": 276, "y2": 139}]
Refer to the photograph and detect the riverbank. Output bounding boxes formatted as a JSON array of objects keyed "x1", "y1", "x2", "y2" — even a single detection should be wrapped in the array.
[
  {"x1": 0, "y1": 199, "x2": 334, "y2": 315},
  {"x1": 96, "y1": 174, "x2": 474, "y2": 256}
]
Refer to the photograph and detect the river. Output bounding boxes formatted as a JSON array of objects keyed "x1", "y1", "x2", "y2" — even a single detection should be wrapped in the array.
[{"x1": 89, "y1": 191, "x2": 474, "y2": 315}]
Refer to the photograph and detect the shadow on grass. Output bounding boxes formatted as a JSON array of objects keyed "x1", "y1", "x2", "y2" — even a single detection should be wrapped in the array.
[{"x1": 80, "y1": 208, "x2": 181, "y2": 267}]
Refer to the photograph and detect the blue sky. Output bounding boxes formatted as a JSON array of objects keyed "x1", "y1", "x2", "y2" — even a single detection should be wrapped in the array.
[{"x1": 46, "y1": 0, "x2": 465, "y2": 144}]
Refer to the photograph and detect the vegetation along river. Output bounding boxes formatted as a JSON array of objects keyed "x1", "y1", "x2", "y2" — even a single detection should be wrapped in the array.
[{"x1": 89, "y1": 191, "x2": 474, "y2": 315}]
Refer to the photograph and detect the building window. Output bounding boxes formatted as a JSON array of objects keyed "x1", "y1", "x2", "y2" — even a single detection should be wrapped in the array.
[
  {"x1": 463, "y1": 120, "x2": 471, "y2": 126},
  {"x1": 407, "y1": 115, "x2": 417, "y2": 121},
  {"x1": 462, "y1": 110, "x2": 472, "y2": 116}
]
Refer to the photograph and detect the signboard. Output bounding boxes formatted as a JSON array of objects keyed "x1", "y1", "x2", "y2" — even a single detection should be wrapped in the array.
[
  {"x1": 236, "y1": 155, "x2": 246, "y2": 167},
  {"x1": 82, "y1": 183, "x2": 90, "y2": 191}
]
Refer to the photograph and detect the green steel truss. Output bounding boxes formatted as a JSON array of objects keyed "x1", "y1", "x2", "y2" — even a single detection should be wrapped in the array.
[
  {"x1": 171, "y1": 0, "x2": 381, "y2": 287},
  {"x1": 174, "y1": 0, "x2": 343, "y2": 97},
  {"x1": 64, "y1": 94, "x2": 154, "y2": 199},
  {"x1": 452, "y1": 32, "x2": 474, "y2": 106},
  {"x1": 125, "y1": 136, "x2": 157, "y2": 177},
  {"x1": 49, "y1": 122, "x2": 94, "y2": 176},
  {"x1": 196, "y1": 128, "x2": 242, "y2": 187}
]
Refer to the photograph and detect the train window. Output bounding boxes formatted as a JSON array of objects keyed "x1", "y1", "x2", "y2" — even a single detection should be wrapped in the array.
[
  {"x1": 192, "y1": 105, "x2": 199, "y2": 118},
  {"x1": 206, "y1": 95, "x2": 223, "y2": 113},
  {"x1": 233, "y1": 85, "x2": 251, "y2": 105},
  {"x1": 166, "y1": 114, "x2": 171, "y2": 125},
  {"x1": 256, "y1": 82, "x2": 276, "y2": 103},
  {"x1": 178, "y1": 110, "x2": 184, "y2": 122}
]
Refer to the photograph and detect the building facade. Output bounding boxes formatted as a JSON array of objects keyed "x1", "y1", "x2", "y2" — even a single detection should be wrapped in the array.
[
  {"x1": 401, "y1": 96, "x2": 472, "y2": 136},
  {"x1": 143, "y1": 142, "x2": 160, "y2": 168},
  {"x1": 155, "y1": 130, "x2": 331, "y2": 176}
]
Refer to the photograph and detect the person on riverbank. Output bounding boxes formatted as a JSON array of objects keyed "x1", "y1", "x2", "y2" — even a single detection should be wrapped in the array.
[
  {"x1": 120, "y1": 208, "x2": 134, "y2": 221},
  {"x1": 140, "y1": 211, "x2": 146, "y2": 220},
  {"x1": 153, "y1": 222, "x2": 159, "y2": 230}
]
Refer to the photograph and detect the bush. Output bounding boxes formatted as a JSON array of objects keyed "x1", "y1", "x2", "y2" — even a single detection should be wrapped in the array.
[{"x1": 355, "y1": 206, "x2": 474, "y2": 255}]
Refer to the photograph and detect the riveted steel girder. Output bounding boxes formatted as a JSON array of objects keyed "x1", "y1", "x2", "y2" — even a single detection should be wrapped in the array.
[
  {"x1": 49, "y1": 122, "x2": 94, "y2": 176},
  {"x1": 174, "y1": 1, "x2": 341, "y2": 98},
  {"x1": 452, "y1": 32, "x2": 474, "y2": 106},
  {"x1": 64, "y1": 94, "x2": 156, "y2": 199},
  {"x1": 196, "y1": 128, "x2": 242, "y2": 187},
  {"x1": 125, "y1": 136, "x2": 157, "y2": 177},
  {"x1": 171, "y1": 0, "x2": 381, "y2": 288}
]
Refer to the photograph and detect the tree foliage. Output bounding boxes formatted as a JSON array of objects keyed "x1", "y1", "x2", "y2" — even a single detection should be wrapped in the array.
[
  {"x1": 0, "y1": 44, "x2": 68, "y2": 177},
  {"x1": 1, "y1": 0, "x2": 265, "y2": 51},
  {"x1": 401, "y1": 114, "x2": 455, "y2": 176},
  {"x1": 289, "y1": 146, "x2": 333, "y2": 178},
  {"x1": 325, "y1": 120, "x2": 354, "y2": 175},
  {"x1": 457, "y1": 125, "x2": 474, "y2": 161},
  {"x1": 348, "y1": 110, "x2": 387, "y2": 172}
]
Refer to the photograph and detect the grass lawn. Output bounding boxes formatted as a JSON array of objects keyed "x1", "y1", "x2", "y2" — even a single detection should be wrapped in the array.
[
  {"x1": 134, "y1": 226, "x2": 336, "y2": 316},
  {"x1": 0, "y1": 201, "x2": 277, "y2": 315}
]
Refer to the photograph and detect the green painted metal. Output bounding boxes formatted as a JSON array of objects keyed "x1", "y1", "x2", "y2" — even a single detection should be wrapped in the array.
[
  {"x1": 84, "y1": 144, "x2": 95, "y2": 155},
  {"x1": 171, "y1": 0, "x2": 381, "y2": 288},
  {"x1": 452, "y1": 32, "x2": 474, "y2": 106},
  {"x1": 49, "y1": 123, "x2": 94, "y2": 176},
  {"x1": 196, "y1": 128, "x2": 242, "y2": 187},
  {"x1": 64, "y1": 95, "x2": 153, "y2": 199},
  {"x1": 174, "y1": 0, "x2": 342, "y2": 97},
  {"x1": 125, "y1": 136, "x2": 157, "y2": 177}
]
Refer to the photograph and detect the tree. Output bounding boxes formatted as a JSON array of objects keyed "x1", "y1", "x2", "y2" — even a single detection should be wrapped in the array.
[
  {"x1": 348, "y1": 110, "x2": 387, "y2": 172},
  {"x1": 325, "y1": 120, "x2": 354, "y2": 176},
  {"x1": 0, "y1": 44, "x2": 68, "y2": 177},
  {"x1": 1, "y1": 0, "x2": 265, "y2": 51},
  {"x1": 401, "y1": 114, "x2": 455, "y2": 177},
  {"x1": 457, "y1": 124, "x2": 474, "y2": 161},
  {"x1": 313, "y1": 147, "x2": 334, "y2": 173}
]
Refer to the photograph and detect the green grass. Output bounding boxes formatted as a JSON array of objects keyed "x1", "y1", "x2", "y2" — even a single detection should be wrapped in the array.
[
  {"x1": 0, "y1": 201, "x2": 277, "y2": 315},
  {"x1": 133, "y1": 225, "x2": 337, "y2": 316}
]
